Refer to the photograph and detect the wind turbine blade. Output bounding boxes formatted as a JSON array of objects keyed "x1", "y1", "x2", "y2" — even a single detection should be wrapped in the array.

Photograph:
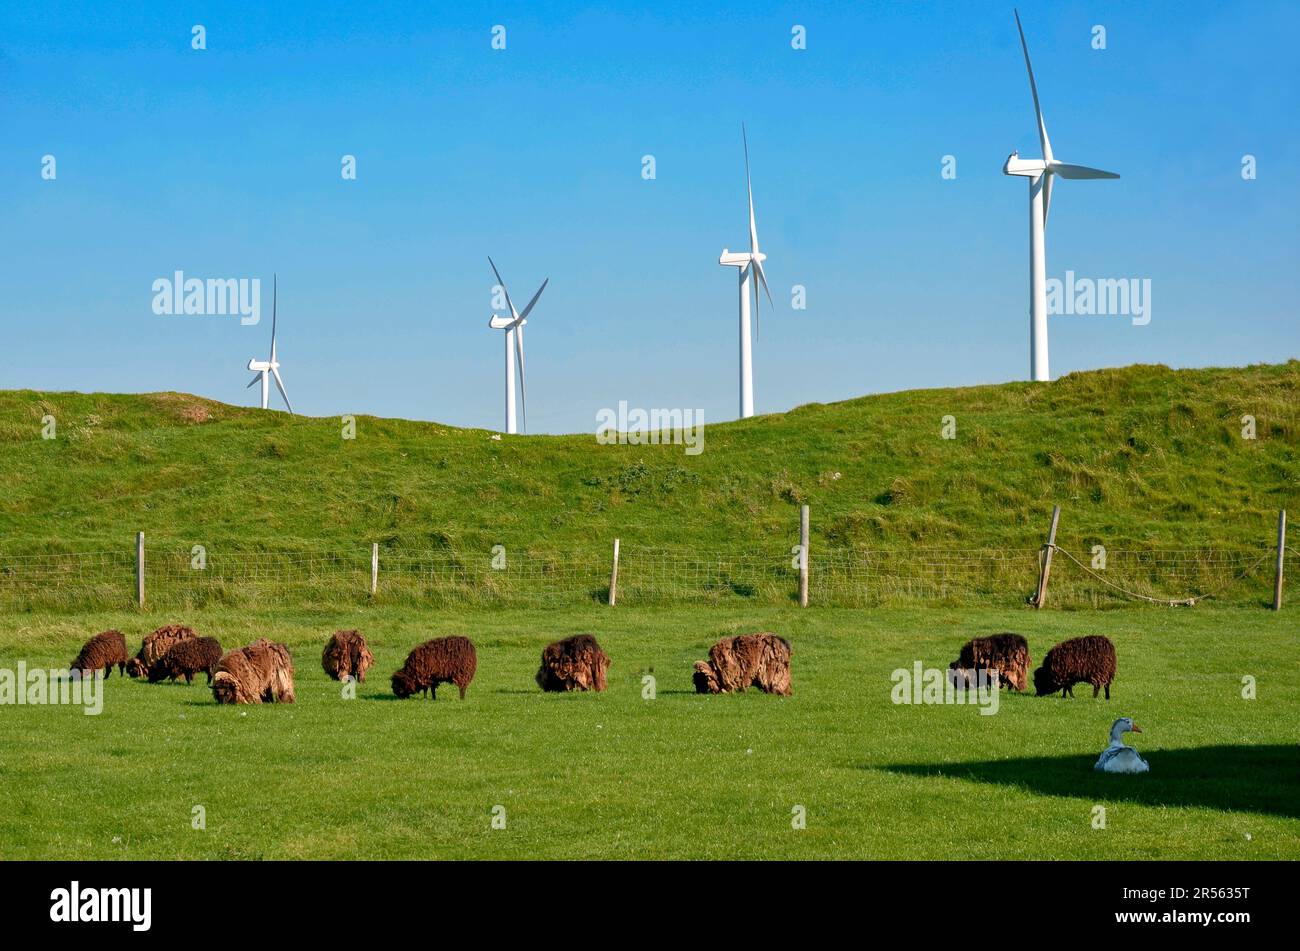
[
  {"x1": 1050, "y1": 162, "x2": 1120, "y2": 180},
  {"x1": 488, "y1": 256, "x2": 519, "y2": 319},
  {"x1": 754, "y1": 257, "x2": 774, "y2": 343},
  {"x1": 269, "y1": 274, "x2": 278, "y2": 362},
  {"x1": 751, "y1": 266, "x2": 760, "y2": 342},
  {"x1": 743, "y1": 124, "x2": 758, "y2": 253},
  {"x1": 271, "y1": 367, "x2": 293, "y2": 414},
  {"x1": 1043, "y1": 172, "x2": 1054, "y2": 229},
  {"x1": 1014, "y1": 10, "x2": 1053, "y2": 164},
  {"x1": 753, "y1": 256, "x2": 774, "y2": 307},
  {"x1": 516, "y1": 278, "x2": 549, "y2": 323},
  {"x1": 247, "y1": 373, "x2": 261, "y2": 389},
  {"x1": 514, "y1": 323, "x2": 527, "y2": 434}
]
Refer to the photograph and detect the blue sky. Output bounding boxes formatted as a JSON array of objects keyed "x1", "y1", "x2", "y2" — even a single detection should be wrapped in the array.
[{"x1": 1, "y1": 1, "x2": 1296, "y2": 433}]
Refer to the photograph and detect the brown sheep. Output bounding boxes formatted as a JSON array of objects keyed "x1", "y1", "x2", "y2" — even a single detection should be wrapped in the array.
[
  {"x1": 126, "y1": 624, "x2": 197, "y2": 678},
  {"x1": 536, "y1": 634, "x2": 610, "y2": 692},
  {"x1": 693, "y1": 632, "x2": 792, "y2": 696},
  {"x1": 949, "y1": 633, "x2": 1031, "y2": 692},
  {"x1": 321, "y1": 630, "x2": 375, "y2": 683},
  {"x1": 148, "y1": 637, "x2": 223, "y2": 685},
  {"x1": 69, "y1": 630, "x2": 128, "y2": 678},
  {"x1": 211, "y1": 639, "x2": 296, "y2": 705},
  {"x1": 1034, "y1": 635, "x2": 1117, "y2": 699},
  {"x1": 391, "y1": 636, "x2": 477, "y2": 700}
]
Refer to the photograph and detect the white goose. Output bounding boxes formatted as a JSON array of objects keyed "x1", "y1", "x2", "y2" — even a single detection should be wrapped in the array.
[{"x1": 1094, "y1": 717, "x2": 1150, "y2": 774}]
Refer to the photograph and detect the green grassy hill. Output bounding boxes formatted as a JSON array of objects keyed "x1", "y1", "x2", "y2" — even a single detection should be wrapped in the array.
[{"x1": 1, "y1": 362, "x2": 1297, "y2": 608}]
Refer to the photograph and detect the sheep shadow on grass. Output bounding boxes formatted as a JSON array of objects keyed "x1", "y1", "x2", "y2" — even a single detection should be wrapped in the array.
[{"x1": 875, "y1": 744, "x2": 1300, "y2": 819}]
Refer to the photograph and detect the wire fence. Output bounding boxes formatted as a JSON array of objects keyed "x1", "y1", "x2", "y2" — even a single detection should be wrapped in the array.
[{"x1": 0, "y1": 539, "x2": 1292, "y2": 611}]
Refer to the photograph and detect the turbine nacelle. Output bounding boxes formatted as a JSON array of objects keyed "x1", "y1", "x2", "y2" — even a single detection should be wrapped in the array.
[
  {"x1": 718, "y1": 249, "x2": 766, "y2": 268},
  {"x1": 1003, "y1": 152, "x2": 1047, "y2": 178},
  {"x1": 488, "y1": 314, "x2": 525, "y2": 330}
]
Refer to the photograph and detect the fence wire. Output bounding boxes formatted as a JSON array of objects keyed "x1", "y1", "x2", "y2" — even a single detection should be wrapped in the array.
[{"x1": 0, "y1": 542, "x2": 1291, "y2": 611}]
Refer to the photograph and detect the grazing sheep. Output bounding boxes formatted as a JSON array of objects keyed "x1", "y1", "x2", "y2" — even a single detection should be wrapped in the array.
[
  {"x1": 321, "y1": 630, "x2": 375, "y2": 683},
  {"x1": 391, "y1": 636, "x2": 477, "y2": 700},
  {"x1": 692, "y1": 633, "x2": 792, "y2": 696},
  {"x1": 536, "y1": 634, "x2": 610, "y2": 692},
  {"x1": 69, "y1": 630, "x2": 128, "y2": 678},
  {"x1": 148, "y1": 637, "x2": 223, "y2": 685},
  {"x1": 211, "y1": 639, "x2": 296, "y2": 705},
  {"x1": 1034, "y1": 635, "x2": 1117, "y2": 699},
  {"x1": 949, "y1": 632, "x2": 1031, "y2": 692},
  {"x1": 127, "y1": 624, "x2": 197, "y2": 678}
]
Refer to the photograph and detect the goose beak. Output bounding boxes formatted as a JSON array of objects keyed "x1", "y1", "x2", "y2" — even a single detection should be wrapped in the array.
[{"x1": 1130, "y1": 724, "x2": 1143, "y2": 733}]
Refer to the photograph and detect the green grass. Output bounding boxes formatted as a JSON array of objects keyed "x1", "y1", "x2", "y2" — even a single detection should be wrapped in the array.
[
  {"x1": 1, "y1": 364, "x2": 1296, "y2": 859},
  {"x1": 2, "y1": 362, "x2": 1296, "y2": 610},
  {"x1": 1, "y1": 604, "x2": 1295, "y2": 859},
  {"x1": 2, "y1": 361, "x2": 1296, "y2": 557}
]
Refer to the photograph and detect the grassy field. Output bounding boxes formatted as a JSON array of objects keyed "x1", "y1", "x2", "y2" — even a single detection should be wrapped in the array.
[
  {"x1": 2, "y1": 362, "x2": 1296, "y2": 560},
  {"x1": 1, "y1": 364, "x2": 1296, "y2": 859},
  {"x1": 1, "y1": 362, "x2": 1297, "y2": 610},
  {"x1": 1, "y1": 604, "x2": 1295, "y2": 860}
]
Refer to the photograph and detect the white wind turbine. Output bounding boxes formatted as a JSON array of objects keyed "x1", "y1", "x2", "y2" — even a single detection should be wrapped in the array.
[
  {"x1": 1004, "y1": 9, "x2": 1119, "y2": 382},
  {"x1": 487, "y1": 257, "x2": 548, "y2": 434},
  {"x1": 719, "y1": 124, "x2": 773, "y2": 419},
  {"x1": 246, "y1": 274, "x2": 293, "y2": 413}
]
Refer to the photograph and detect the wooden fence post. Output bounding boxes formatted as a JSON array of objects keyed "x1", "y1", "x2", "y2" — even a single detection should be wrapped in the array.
[
  {"x1": 135, "y1": 531, "x2": 145, "y2": 608},
  {"x1": 1274, "y1": 509, "x2": 1287, "y2": 611},
  {"x1": 608, "y1": 538, "x2": 620, "y2": 607},
  {"x1": 1033, "y1": 504, "x2": 1061, "y2": 609},
  {"x1": 371, "y1": 542, "x2": 379, "y2": 596},
  {"x1": 799, "y1": 505, "x2": 810, "y2": 608}
]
